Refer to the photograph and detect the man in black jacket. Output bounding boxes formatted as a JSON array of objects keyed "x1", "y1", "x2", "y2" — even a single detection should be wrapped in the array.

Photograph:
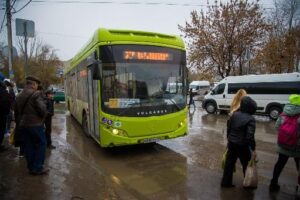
[
  {"x1": 221, "y1": 96, "x2": 257, "y2": 188},
  {"x1": 0, "y1": 74, "x2": 10, "y2": 152}
]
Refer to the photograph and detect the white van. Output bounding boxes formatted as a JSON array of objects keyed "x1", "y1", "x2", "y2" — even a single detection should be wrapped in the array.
[
  {"x1": 189, "y1": 80, "x2": 210, "y2": 96},
  {"x1": 202, "y1": 72, "x2": 300, "y2": 120}
]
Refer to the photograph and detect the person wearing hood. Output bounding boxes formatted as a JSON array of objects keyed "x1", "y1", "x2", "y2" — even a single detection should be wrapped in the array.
[
  {"x1": 221, "y1": 96, "x2": 257, "y2": 188},
  {"x1": 269, "y1": 94, "x2": 300, "y2": 192}
]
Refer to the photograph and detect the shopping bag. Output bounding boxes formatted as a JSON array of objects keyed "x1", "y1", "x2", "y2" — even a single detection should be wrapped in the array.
[
  {"x1": 221, "y1": 149, "x2": 236, "y2": 172},
  {"x1": 222, "y1": 149, "x2": 227, "y2": 169},
  {"x1": 8, "y1": 128, "x2": 15, "y2": 145},
  {"x1": 243, "y1": 157, "x2": 258, "y2": 188}
]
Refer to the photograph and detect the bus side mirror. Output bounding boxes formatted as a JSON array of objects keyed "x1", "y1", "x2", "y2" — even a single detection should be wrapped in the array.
[{"x1": 92, "y1": 61, "x2": 102, "y2": 80}]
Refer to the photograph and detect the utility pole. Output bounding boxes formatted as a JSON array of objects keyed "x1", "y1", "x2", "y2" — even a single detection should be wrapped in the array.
[
  {"x1": 6, "y1": 0, "x2": 13, "y2": 80},
  {"x1": 24, "y1": 22, "x2": 28, "y2": 77}
]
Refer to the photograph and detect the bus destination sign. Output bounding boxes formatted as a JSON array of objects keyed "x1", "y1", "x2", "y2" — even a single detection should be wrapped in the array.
[{"x1": 123, "y1": 51, "x2": 173, "y2": 61}]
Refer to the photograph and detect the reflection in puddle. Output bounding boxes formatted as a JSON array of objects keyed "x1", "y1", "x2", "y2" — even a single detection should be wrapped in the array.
[{"x1": 56, "y1": 110, "x2": 189, "y2": 199}]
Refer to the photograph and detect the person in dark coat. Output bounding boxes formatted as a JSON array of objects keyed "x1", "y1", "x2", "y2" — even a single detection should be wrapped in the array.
[
  {"x1": 44, "y1": 90, "x2": 55, "y2": 149},
  {"x1": 221, "y1": 96, "x2": 257, "y2": 187},
  {"x1": 0, "y1": 75, "x2": 11, "y2": 152},
  {"x1": 4, "y1": 79, "x2": 15, "y2": 134},
  {"x1": 188, "y1": 88, "x2": 195, "y2": 108},
  {"x1": 14, "y1": 76, "x2": 48, "y2": 175}
]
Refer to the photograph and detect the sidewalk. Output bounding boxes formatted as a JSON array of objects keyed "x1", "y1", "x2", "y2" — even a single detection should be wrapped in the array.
[{"x1": 0, "y1": 137, "x2": 136, "y2": 200}]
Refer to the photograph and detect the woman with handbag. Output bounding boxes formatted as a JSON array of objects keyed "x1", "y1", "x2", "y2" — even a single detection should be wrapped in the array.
[{"x1": 221, "y1": 96, "x2": 257, "y2": 188}]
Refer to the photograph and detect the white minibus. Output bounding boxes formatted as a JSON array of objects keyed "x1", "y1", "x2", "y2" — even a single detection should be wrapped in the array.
[
  {"x1": 202, "y1": 72, "x2": 300, "y2": 120},
  {"x1": 189, "y1": 80, "x2": 210, "y2": 96}
]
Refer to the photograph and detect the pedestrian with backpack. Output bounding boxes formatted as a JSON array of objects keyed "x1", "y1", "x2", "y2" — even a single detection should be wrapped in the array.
[{"x1": 269, "y1": 94, "x2": 300, "y2": 192}]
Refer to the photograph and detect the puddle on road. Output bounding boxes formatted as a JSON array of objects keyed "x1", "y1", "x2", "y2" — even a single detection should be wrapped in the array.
[
  {"x1": 51, "y1": 103, "x2": 189, "y2": 199},
  {"x1": 43, "y1": 102, "x2": 297, "y2": 200}
]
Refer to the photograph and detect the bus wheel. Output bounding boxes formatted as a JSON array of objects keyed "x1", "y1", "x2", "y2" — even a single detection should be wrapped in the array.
[
  {"x1": 82, "y1": 113, "x2": 89, "y2": 137},
  {"x1": 205, "y1": 102, "x2": 216, "y2": 114},
  {"x1": 269, "y1": 106, "x2": 282, "y2": 120}
]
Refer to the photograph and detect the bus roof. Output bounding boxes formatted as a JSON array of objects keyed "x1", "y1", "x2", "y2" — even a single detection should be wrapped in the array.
[
  {"x1": 66, "y1": 28, "x2": 185, "y2": 73},
  {"x1": 219, "y1": 72, "x2": 300, "y2": 84}
]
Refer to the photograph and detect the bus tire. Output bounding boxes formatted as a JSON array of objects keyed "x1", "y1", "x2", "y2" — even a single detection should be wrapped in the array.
[
  {"x1": 268, "y1": 106, "x2": 282, "y2": 120},
  {"x1": 205, "y1": 102, "x2": 217, "y2": 114},
  {"x1": 82, "y1": 112, "x2": 89, "y2": 137}
]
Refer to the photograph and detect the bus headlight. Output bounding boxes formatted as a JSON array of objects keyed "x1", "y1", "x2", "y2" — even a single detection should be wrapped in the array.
[
  {"x1": 111, "y1": 128, "x2": 127, "y2": 137},
  {"x1": 112, "y1": 129, "x2": 119, "y2": 135},
  {"x1": 178, "y1": 120, "x2": 185, "y2": 128}
]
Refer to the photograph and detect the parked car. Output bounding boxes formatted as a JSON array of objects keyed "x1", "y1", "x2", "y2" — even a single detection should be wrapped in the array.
[{"x1": 53, "y1": 91, "x2": 65, "y2": 103}]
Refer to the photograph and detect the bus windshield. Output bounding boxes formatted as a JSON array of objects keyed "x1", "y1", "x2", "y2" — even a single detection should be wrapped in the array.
[{"x1": 100, "y1": 45, "x2": 186, "y2": 117}]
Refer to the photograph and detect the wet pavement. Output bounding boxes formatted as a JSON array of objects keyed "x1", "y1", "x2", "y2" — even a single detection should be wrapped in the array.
[{"x1": 0, "y1": 101, "x2": 299, "y2": 200}]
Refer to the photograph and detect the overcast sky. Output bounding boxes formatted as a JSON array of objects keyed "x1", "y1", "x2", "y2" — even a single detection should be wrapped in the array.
[{"x1": 0, "y1": 0, "x2": 273, "y2": 61}]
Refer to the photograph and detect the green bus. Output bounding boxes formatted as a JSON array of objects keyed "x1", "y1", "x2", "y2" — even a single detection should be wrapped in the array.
[{"x1": 65, "y1": 28, "x2": 188, "y2": 147}]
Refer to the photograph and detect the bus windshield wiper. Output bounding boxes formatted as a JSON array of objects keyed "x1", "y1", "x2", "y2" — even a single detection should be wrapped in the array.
[
  {"x1": 117, "y1": 100, "x2": 149, "y2": 115},
  {"x1": 165, "y1": 98, "x2": 181, "y2": 111}
]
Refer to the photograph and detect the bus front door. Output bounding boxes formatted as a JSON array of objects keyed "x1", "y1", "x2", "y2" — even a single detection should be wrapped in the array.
[{"x1": 87, "y1": 68, "x2": 100, "y2": 140}]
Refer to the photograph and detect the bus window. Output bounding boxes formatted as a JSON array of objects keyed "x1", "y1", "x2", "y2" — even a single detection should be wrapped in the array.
[{"x1": 100, "y1": 45, "x2": 186, "y2": 115}]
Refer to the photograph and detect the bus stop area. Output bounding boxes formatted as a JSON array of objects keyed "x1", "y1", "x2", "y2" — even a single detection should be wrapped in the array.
[{"x1": 0, "y1": 102, "x2": 299, "y2": 200}]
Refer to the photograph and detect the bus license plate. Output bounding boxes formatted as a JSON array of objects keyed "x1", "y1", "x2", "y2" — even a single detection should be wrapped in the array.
[{"x1": 143, "y1": 138, "x2": 160, "y2": 143}]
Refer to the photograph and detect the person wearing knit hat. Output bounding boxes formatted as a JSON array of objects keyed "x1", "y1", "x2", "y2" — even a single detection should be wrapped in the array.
[
  {"x1": 289, "y1": 94, "x2": 300, "y2": 106},
  {"x1": 270, "y1": 94, "x2": 300, "y2": 192}
]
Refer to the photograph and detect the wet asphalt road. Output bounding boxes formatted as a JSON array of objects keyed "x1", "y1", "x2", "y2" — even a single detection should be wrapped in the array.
[{"x1": 0, "y1": 101, "x2": 299, "y2": 200}]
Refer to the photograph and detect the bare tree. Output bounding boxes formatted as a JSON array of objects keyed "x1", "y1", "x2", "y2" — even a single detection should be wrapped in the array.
[
  {"x1": 276, "y1": 0, "x2": 300, "y2": 30},
  {"x1": 255, "y1": 0, "x2": 300, "y2": 73},
  {"x1": 179, "y1": 0, "x2": 270, "y2": 78},
  {"x1": 15, "y1": 36, "x2": 62, "y2": 88}
]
